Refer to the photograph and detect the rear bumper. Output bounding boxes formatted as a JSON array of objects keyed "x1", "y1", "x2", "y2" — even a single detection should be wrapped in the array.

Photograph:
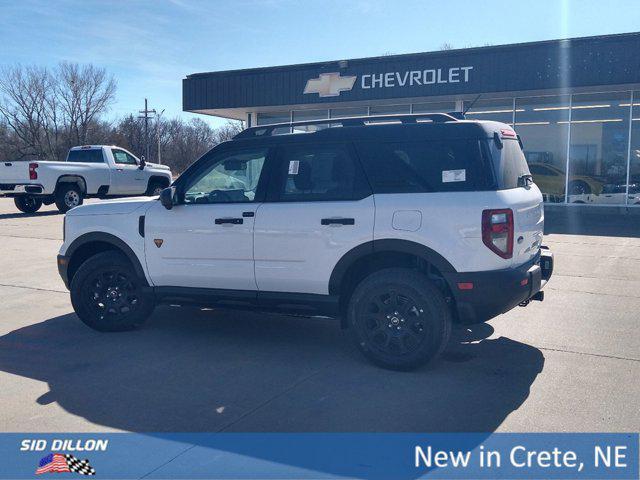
[
  {"x1": 0, "y1": 183, "x2": 46, "y2": 195},
  {"x1": 444, "y1": 248, "x2": 554, "y2": 323}
]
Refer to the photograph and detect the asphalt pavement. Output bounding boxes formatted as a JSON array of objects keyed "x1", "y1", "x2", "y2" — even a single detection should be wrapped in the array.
[{"x1": 0, "y1": 198, "x2": 638, "y2": 433}]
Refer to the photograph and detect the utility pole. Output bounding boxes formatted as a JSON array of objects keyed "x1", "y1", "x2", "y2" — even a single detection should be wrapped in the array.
[
  {"x1": 138, "y1": 98, "x2": 156, "y2": 161},
  {"x1": 156, "y1": 109, "x2": 165, "y2": 165}
]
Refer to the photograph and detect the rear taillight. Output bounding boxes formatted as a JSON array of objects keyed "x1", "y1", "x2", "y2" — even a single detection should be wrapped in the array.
[
  {"x1": 29, "y1": 162, "x2": 38, "y2": 180},
  {"x1": 482, "y1": 209, "x2": 514, "y2": 259}
]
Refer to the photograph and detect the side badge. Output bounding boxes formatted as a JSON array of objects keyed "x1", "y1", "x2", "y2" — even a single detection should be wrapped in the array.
[{"x1": 154, "y1": 239, "x2": 164, "y2": 248}]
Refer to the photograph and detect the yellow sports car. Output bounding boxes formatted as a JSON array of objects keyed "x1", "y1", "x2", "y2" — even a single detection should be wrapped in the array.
[{"x1": 528, "y1": 163, "x2": 603, "y2": 196}]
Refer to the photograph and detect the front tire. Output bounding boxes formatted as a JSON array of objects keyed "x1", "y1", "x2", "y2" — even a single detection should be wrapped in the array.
[
  {"x1": 55, "y1": 184, "x2": 83, "y2": 213},
  {"x1": 70, "y1": 251, "x2": 155, "y2": 332},
  {"x1": 347, "y1": 268, "x2": 452, "y2": 370},
  {"x1": 146, "y1": 180, "x2": 166, "y2": 196},
  {"x1": 14, "y1": 196, "x2": 43, "y2": 213},
  {"x1": 568, "y1": 180, "x2": 591, "y2": 196}
]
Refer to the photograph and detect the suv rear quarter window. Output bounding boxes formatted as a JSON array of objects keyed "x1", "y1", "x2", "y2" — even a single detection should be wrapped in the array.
[
  {"x1": 356, "y1": 138, "x2": 494, "y2": 193},
  {"x1": 491, "y1": 138, "x2": 532, "y2": 189}
]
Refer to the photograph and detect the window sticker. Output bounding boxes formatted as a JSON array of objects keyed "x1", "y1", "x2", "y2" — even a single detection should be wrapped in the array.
[
  {"x1": 442, "y1": 169, "x2": 466, "y2": 183},
  {"x1": 288, "y1": 160, "x2": 299, "y2": 175}
]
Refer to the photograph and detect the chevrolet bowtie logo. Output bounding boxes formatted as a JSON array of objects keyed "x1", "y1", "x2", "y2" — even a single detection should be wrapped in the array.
[{"x1": 303, "y1": 72, "x2": 357, "y2": 97}]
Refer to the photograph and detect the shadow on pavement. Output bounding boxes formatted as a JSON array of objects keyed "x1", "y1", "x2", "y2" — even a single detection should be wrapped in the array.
[
  {"x1": 0, "y1": 210, "x2": 60, "y2": 220},
  {"x1": 544, "y1": 208, "x2": 640, "y2": 237},
  {"x1": 0, "y1": 306, "x2": 544, "y2": 434}
]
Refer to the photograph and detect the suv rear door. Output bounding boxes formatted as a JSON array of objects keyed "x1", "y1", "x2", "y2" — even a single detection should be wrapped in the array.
[{"x1": 254, "y1": 141, "x2": 374, "y2": 295}]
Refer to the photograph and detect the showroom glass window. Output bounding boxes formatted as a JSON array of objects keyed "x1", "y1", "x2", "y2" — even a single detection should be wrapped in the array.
[
  {"x1": 464, "y1": 98, "x2": 514, "y2": 125},
  {"x1": 330, "y1": 107, "x2": 369, "y2": 118},
  {"x1": 412, "y1": 101, "x2": 457, "y2": 114},
  {"x1": 628, "y1": 93, "x2": 640, "y2": 206},
  {"x1": 292, "y1": 109, "x2": 328, "y2": 122},
  {"x1": 515, "y1": 95, "x2": 570, "y2": 203},
  {"x1": 370, "y1": 104, "x2": 411, "y2": 115},
  {"x1": 567, "y1": 92, "x2": 630, "y2": 205},
  {"x1": 292, "y1": 109, "x2": 329, "y2": 133},
  {"x1": 257, "y1": 111, "x2": 290, "y2": 125}
]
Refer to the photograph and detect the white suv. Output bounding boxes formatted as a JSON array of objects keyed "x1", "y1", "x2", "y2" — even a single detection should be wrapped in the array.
[{"x1": 57, "y1": 114, "x2": 553, "y2": 370}]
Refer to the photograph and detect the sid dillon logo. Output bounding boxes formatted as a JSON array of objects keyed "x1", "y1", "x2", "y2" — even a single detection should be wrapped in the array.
[
  {"x1": 35, "y1": 453, "x2": 96, "y2": 476},
  {"x1": 303, "y1": 72, "x2": 357, "y2": 97},
  {"x1": 21, "y1": 439, "x2": 106, "y2": 476}
]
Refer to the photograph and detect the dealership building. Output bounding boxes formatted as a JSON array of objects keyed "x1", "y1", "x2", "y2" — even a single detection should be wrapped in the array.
[{"x1": 183, "y1": 32, "x2": 640, "y2": 207}]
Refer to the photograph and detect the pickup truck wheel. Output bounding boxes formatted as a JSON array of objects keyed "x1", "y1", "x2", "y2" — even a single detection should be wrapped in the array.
[
  {"x1": 347, "y1": 268, "x2": 452, "y2": 371},
  {"x1": 55, "y1": 184, "x2": 83, "y2": 213},
  {"x1": 14, "y1": 196, "x2": 43, "y2": 213},
  {"x1": 146, "y1": 181, "x2": 165, "y2": 196},
  {"x1": 70, "y1": 251, "x2": 155, "y2": 332}
]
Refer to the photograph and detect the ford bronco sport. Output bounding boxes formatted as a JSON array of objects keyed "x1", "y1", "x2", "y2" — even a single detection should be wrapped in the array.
[{"x1": 57, "y1": 113, "x2": 553, "y2": 370}]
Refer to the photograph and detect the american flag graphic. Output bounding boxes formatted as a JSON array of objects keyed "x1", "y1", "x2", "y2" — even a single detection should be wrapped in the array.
[{"x1": 36, "y1": 453, "x2": 96, "y2": 476}]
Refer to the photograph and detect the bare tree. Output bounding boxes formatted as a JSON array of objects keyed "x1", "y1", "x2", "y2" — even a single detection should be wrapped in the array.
[
  {"x1": 56, "y1": 62, "x2": 116, "y2": 147},
  {"x1": 440, "y1": 42, "x2": 454, "y2": 51},
  {"x1": 0, "y1": 63, "x2": 116, "y2": 160},
  {"x1": 0, "y1": 65, "x2": 58, "y2": 160},
  {"x1": 213, "y1": 121, "x2": 243, "y2": 144}
]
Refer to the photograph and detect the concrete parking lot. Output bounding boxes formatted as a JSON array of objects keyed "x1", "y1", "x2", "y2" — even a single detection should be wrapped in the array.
[{"x1": 0, "y1": 198, "x2": 638, "y2": 433}]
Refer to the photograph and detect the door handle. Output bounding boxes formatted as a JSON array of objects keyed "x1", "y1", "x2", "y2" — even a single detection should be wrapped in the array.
[
  {"x1": 321, "y1": 217, "x2": 355, "y2": 226},
  {"x1": 215, "y1": 217, "x2": 243, "y2": 225}
]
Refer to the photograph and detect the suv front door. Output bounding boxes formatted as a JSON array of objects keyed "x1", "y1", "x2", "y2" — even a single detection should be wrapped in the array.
[
  {"x1": 254, "y1": 141, "x2": 374, "y2": 295},
  {"x1": 144, "y1": 147, "x2": 269, "y2": 290}
]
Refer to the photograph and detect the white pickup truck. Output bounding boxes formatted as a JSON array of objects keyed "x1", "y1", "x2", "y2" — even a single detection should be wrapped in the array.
[{"x1": 0, "y1": 145, "x2": 172, "y2": 213}]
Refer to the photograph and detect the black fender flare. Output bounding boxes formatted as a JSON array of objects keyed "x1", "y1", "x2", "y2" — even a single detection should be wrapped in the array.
[
  {"x1": 328, "y1": 239, "x2": 457, "y2": 295},
  {"x1": 66, "y1": 232, "x2": 148, "y2": 285}
]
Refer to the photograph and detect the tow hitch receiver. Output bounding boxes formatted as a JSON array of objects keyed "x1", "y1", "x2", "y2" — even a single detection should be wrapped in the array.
[{"x1": 531, "y1": 291, "x2": 544, "y2": 301}]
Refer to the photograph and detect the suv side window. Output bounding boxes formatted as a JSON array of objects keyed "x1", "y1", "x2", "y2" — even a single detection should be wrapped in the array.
[
  {"x1": 275, "y1": 143, "x2": 370, "y2": 202},
  {"x1": 356, "y1": 139, "x2": 493, "y2": 193},
  {"x1": 111, "y1": 149, "x2": 138, "y2": 165},
  {"x1": 183, "y1": 148, "x2": 267, "y2": 204}
]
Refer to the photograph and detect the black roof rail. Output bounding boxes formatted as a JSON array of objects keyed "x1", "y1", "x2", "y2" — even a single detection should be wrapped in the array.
[{"x1": 233, "y1": 112, "x2": 460, "y2": 139}]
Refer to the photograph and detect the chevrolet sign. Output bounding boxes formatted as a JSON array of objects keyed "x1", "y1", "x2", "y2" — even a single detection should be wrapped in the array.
[
  {"x1": 303, "y1": 73, "x2": 357, "y2": 97},
  {"x1": 303, "y1": 66, "x2": 473, "y2": 98}
]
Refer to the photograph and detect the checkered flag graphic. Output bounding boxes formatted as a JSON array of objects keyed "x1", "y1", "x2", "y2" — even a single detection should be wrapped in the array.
[{"x1": 65, "y1": 454, "x2": 96, "y2": 476}]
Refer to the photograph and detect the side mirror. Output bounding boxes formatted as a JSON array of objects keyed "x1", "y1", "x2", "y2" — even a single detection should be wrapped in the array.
[
  {"x1": 159, "y1": 186, "x2": 175, "y2": 210},
  {"x1": 139, "y1": 157, "x2": 146, "y2": 170}
]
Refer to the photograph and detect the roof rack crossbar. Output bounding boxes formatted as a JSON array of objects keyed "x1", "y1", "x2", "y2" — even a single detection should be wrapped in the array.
[{"x1": 233, "y1": 112, "x2": 459, "y2": 139}]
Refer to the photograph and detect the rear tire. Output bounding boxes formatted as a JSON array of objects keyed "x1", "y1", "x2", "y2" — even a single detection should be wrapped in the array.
[
  {"x1": 14, "y1": 196, "x2": 43, "y2": 213},
  {"x1": 70, "y1": 251, "x2": 155, "y2": 332},
  {"x1": 346, "y1": 268, "x2": 452, "y2": 370},
  {"x1": 55, "y1": 184, "x2": 83, "y2": 213}
]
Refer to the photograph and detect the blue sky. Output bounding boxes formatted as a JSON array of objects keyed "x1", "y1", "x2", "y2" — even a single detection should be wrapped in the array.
[{"x1": 2, "y1": 0, "x2": 639, "y2": 127}]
